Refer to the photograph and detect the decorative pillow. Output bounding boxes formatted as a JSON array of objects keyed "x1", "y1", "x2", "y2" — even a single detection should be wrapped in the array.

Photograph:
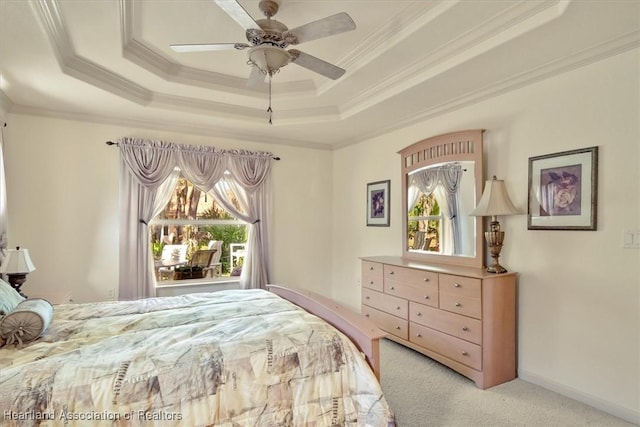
[
  {"x1": 0, "y1": 278, "x2": 25, "y2": 317},
  {"x1": 0, "y1": 298, "x2": 53, "y2": 346}
]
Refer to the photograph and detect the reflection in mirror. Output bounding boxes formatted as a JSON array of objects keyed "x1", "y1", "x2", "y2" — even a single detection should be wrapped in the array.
[
  {"x1": 407, "y1": 161, "x2": 476, "y2": 257},
  {"x1": 399, "y1": 129, "x2": 484, "y2": 268}
]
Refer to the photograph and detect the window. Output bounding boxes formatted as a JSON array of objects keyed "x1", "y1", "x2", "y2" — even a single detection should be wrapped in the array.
[
  {"x1": 408, "y1": 193, "x2": 442, "y2": 253},
  {"x1": 149, "y1": 174, "x2": 247, "y2": 277}
]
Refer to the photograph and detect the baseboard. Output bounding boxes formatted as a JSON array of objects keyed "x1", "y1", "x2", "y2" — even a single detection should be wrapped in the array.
[{"x1": 518, "y1": 369, "x2": 639, "y2": 425}]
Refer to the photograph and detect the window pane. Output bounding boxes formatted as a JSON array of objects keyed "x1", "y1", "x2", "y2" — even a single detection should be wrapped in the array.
[
  {"x1": 151, "y1": 174, "x2": 248, "y2": 277},
  {"x1": 408, "y1": 193, "x2": 441, "y2": 253}
]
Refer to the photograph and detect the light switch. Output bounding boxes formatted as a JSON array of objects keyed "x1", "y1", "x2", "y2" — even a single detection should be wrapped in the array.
[{"x1": 623, "y1": 230, "x2": 640, "y2": 249}]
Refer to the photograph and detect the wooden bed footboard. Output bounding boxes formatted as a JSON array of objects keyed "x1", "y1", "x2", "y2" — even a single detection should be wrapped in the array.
[{"x1": 266, "y1": 284, "x2": 386, "y2": 379}]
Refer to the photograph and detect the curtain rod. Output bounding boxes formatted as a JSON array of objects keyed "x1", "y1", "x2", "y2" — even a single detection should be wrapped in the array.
[{"x1": 105, "y1": 141, "x2": 280, "y2": 160}]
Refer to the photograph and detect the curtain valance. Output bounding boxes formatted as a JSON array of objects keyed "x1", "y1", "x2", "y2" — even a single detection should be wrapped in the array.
[{"x1": 118, "y1": 137, "x2": 274, "y2": 191}]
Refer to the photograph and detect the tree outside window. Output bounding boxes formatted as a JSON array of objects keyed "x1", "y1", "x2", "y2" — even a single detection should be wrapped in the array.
[
  {"x1": 408, "y1": 193, "x2": 441, "y2": 252},
  {"x1": 150, "y1": 175, "x2": 247, "y2": 275}
]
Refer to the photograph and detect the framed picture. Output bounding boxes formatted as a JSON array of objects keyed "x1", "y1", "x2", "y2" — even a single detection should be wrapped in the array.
[
  {"x1": 366, "y1": 180, "x2": 390, "y2": 226},
  {"x1": 528, "y1": 146, "x2": 598, "y2": 230}
]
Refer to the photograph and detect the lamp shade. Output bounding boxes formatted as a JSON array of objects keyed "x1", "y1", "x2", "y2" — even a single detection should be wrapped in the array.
[
  {"x1": 0, "y1": 247, "x2": 36, "y2": 274},
  {"x1": 469, "y1": 176, "x2": 521, "y2": 217}
]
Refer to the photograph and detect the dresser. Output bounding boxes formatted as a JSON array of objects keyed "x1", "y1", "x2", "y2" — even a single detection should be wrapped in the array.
[{"x1": 361, "y1": 256, "x2": 516, "y2": 389}]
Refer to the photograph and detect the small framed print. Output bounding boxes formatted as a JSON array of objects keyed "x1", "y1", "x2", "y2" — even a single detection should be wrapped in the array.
[
  {"x1": 366, "y1": 180, "x2": 390, "y2": 227},
  {"x1": 528, "y1": 146, "x2": 598, "y2": 230}
]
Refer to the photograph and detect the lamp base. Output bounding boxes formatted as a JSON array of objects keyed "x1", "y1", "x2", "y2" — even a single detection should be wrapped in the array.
[
  {"x1": 484, "y1": 219, "x2": 508, "y2": 274},
  {"x1": 6, "y1": 273, "x2": 28, "y2": 298}
]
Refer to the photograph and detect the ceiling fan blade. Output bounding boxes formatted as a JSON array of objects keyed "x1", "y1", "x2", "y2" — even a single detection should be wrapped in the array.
[
  {"x1": 170, "y1": 43, "x2": 250, "y2": 52},
  {"x1": 284, "y1": 12, "x2": 356, "y2": 45},
  {"x1": 289, "y1": 49, "x2": 345, "y2": 80},
  {"x1": 247, "y1": 67, "x2": 266, "y2": 89},
  {"x1": 214, "y1": 0, "x2": 258, "y2": 31}
]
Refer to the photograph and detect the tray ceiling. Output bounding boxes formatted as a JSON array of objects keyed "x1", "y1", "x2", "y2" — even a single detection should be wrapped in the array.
[{"x1": 1, "y1": 0, "x2": 638, "y2": 149}]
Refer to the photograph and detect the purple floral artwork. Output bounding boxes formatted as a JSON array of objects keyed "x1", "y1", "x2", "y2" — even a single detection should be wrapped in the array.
[
  {"x1": 370, "y1": 190, "x2": 386, "y2": 218},
  {"x1": 539, "y1": 164, "x2": 582, "y2": 216}
]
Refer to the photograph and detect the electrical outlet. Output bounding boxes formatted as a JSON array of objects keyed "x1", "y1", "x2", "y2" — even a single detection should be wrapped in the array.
[{"x1": 107, "y1": 288, "x2": 116, "y2": 298}]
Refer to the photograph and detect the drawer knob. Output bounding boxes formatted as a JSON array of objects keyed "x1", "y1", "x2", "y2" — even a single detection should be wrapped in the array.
[
  {"x1": 454, "y1": 283, "x2": 461, "y2": 288},
  {"x1": 395, "y1": 326, "x2": 401, "y2": 330},
  {"x1": 396, "y1": 306, "x2": 401, "y2": 310},
  {"x1": 462, "y1": 351, "x2": 468, "y2": 356},
  {"x1": 365, "y1": 314, "x2": 369, "y2": 317},
  {"x1": 462, "y1": 326, "x2": 468, "y2": 331},
  {"x1": 416, "y1": 333, "x2": 422, "y2": 338},
  {"x1": 455, "y1": 302, "x2": 461, "y2": 307},
  {"x1": 417, "y1": 312, "x2": 422, "y2": 316},
  {"x1": 365, "y1": 296, "x2": 370, "y2": 300},
  {"x1": 423, "y1": 278, "x2": 430, "y2": 282},
  {"x1": 369, "y1": 266, "x2": 374, "y2": 271},
  {"x1": 424, "y1": 295, "x2": 430, "y2": 300},
  {"x1": 390, "y1": 286, "x2": 395, "y2": 290},
  {"x1": 389, "y1": 271, "x2": 395, "y2": 275},
  {"x1": 369, "y1": 280, "x2": 374, "y2": 284}
]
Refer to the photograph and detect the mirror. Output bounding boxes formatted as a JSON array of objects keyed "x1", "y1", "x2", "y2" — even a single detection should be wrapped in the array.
[{"x1": 400, "y1": 130, "x2": 485, "y2": 268}]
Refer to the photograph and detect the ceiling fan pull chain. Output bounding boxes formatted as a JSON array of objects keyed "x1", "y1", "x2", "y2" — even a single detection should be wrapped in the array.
[{"x1": 267, "y1": 73, "x2": 273, "y2": 125}]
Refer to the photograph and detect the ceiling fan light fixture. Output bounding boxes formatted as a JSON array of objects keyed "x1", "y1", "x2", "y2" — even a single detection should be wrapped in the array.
[{"x1": 248, "y1": 45, "x2": 291, "y2": 75}]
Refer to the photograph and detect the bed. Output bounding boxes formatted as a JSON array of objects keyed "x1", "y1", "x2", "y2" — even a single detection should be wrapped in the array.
[{"x1": 0, "y1": 285, "x2": 395, "y2": 426}]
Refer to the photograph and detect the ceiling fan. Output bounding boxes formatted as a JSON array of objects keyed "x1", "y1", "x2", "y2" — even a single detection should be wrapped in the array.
[{"x1": 170, "y1": 0, "x2": 357, "y2": 123}]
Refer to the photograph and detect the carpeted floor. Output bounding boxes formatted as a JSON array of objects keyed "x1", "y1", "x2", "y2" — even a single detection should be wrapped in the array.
[{"x1": 379, "y1": 339, "x2": 636, "y2": 427}]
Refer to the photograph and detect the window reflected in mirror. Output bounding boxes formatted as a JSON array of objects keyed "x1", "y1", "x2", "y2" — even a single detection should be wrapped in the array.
[
  {"x1": 408, "y1": 193, "x2": 441, "y2": 253},
  {"x1": 406, "y1": 161, "x2": 477, "y2": 258}
]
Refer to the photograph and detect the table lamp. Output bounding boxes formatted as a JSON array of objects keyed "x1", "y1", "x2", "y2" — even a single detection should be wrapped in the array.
[
  {"x1": 0, "y1": 246, "x2": 36, "y2": 297},
  {"x1": 469, "y1": 176, "x2": 520, "y2": 273}
]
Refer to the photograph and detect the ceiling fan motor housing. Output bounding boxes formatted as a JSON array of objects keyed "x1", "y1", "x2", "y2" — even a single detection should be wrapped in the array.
[{"x1": 247, "y1": 19, "x2": 290, "y2": 48}]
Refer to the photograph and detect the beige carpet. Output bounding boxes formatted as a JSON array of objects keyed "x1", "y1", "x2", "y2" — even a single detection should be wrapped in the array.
[{"x1": 379, "y1": 339, "x2": 636, "y2": 427}]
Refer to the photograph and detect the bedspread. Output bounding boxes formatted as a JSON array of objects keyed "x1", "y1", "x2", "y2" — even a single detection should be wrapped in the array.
[{"x1": 0, "y1": 289, "x2": 394, "y2": 426}]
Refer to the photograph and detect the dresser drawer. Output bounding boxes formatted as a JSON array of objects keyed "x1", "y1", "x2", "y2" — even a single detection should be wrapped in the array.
[
  {"x1": 362, "y1": 261, "x2": 384, "y2": 292},
  {"x1": 384, "y1": 280, "x2": 438, "y2": 308},
  {"x1": 362, "y1": 305, "x2": 408, "y2": 340},
  {"x1": 362, "y1": 288, "x2": 408, "y2": 319},
  {"x1": 383, "y1": 265, "x2": 438, "y2": 287},
  {"x1": 439, "y1": 274, "x2": 482, "y2": 319},
  {"x1": 409, "y1": 302, "x2": 482, "y2": 345},
  {"x1": 410, "y1": 322, "x2": 482, "y2": 370}
]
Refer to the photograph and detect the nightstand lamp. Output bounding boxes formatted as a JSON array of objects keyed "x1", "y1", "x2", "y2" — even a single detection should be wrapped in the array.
[
  {"x1": 469, "y1": 176, "x2": 521, "y2": 273},
  {"x1": 0, "y1": 246, "x2": 36, "y2": 297}
]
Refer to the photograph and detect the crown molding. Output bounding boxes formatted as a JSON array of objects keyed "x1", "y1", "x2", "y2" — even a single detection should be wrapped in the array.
[
  {"x1": 334, "y1": 30, "x2": 640, "y2": 149},
  {"x1": 6, "y1": 104, "x2": 334, "y2": 151},
  {"x1": 341, "y1": 0, "x2": 571, "y2": 118},
  {"x1": 33, "y1": 0, "x2": 338, "y2": 122}
]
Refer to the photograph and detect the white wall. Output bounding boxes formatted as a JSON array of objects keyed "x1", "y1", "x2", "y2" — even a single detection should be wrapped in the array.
[
  {"x1": 332, "y1": 49, "x2": 639, "y2": 422},
  {"x1": 2, "y1": 117, "x2": 333, "y2": 302}
]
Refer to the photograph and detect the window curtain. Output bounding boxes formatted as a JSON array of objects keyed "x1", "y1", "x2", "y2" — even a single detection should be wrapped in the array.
[
  {"x1": 408, "y1": 164, "x2": 463, "y2": 254},
  {"x1": 437, "y1": 164, "x2": 463, "y2": 254},
  {"x1": 0, "y1": 125, "x2": 7, "y2": 265},
  {"x1": 210, "y1": 154, "x2": 272, "y2": 289},
  {"x1": 118, "y1": 140, "x2": 179, "y2": 300},
  {"x1": 118, "y1": 137, "x2": 274, "y2": 299}
]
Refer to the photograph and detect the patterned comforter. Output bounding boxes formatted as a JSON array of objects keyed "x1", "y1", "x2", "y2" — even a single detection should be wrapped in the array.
[{"x1": 0, "y1": 289, "x2": 395, "y2": 426}]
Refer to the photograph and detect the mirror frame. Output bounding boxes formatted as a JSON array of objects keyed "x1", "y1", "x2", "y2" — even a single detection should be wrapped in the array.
[{"x1": 399, "y1": 129, "x2": 485, "y2": 268}]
